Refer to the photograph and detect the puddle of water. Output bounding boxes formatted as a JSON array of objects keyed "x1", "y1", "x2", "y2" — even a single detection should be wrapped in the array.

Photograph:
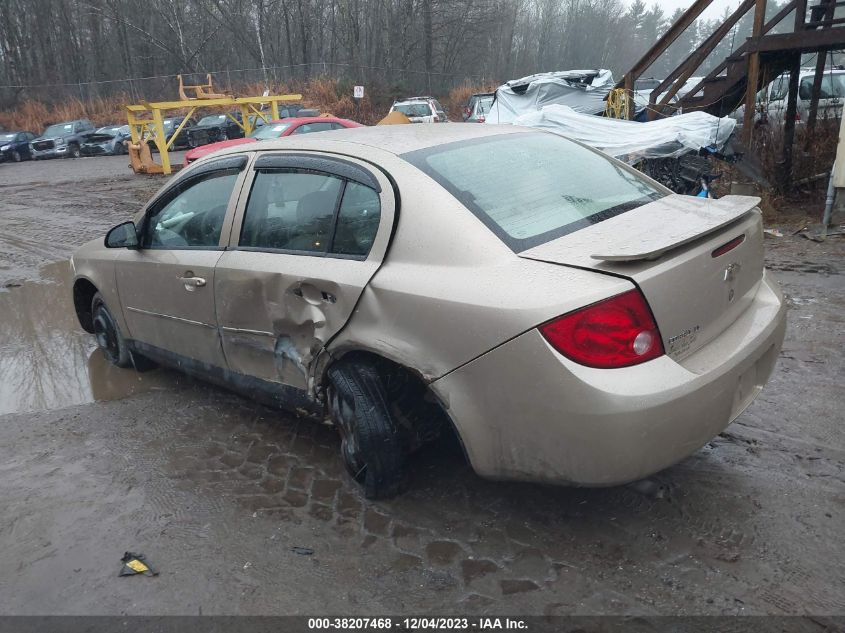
[{"x1": 0, "y1": 261, "x2": 173, "y2": 415}]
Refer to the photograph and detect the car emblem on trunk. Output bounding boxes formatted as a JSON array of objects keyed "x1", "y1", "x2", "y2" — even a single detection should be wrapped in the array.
[{"x1": 723, "y1": 262, "x2": 741, "y2": 283}]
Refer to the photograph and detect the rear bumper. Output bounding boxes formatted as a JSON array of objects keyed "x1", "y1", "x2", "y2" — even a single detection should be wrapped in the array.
[{"x1": 431, "y1": 270, "x2": 787, "y2": 486}]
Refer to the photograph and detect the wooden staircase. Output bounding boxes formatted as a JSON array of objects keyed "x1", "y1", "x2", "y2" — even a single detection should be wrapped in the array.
[{"x1": 620, "y1": 0, "x2": 845, "y2": 123}]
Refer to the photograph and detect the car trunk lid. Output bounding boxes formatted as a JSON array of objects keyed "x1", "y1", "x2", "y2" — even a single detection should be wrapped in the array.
[{"x1": 519, "y1": 194, "x2": 764, "y2": 361}]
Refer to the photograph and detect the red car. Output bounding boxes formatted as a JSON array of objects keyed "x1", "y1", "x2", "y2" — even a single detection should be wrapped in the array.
[{"x1": 182, "y1": 116, "x2": 363, "y2": 166}]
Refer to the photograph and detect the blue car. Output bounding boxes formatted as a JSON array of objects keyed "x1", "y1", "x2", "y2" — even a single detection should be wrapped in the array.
[{"x1": 0, "y1": 131, "x2": 36, "y2": 162}]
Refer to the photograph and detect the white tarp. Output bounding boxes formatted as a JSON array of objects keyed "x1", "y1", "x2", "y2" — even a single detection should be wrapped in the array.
[
  {"x1": 486, "y1": 69, "x2": 614, "y2": 123},
  {"x1": 509, "y1": 105, "x2": 737, "y2": 163}
]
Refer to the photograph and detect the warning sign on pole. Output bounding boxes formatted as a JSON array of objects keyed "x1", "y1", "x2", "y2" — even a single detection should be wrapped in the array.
[{"x1": 353, "y1": 85, "x2": 365, "y2": 99}]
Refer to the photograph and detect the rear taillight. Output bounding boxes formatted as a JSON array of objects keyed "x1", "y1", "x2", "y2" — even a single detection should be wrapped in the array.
[
  {"x1": 539, "y1": 289, "x2": 664, "y2": 369},
  {"x1": 477, "y1": 116, "x2": 486, "y2": 123}
]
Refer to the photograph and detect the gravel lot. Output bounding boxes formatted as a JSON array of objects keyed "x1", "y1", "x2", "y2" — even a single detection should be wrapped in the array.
[{"x1": 0, "y1": 154, "x2": 843, "y2": 618}]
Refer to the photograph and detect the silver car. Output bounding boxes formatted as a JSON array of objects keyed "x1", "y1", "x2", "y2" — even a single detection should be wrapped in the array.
[{"x1": 70, "y1": 124, "x2": 786, "y2": 498}]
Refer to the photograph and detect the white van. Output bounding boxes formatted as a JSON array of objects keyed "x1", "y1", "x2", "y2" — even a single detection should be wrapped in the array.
[{"x1": 735, "y1": 67, "x2": 844, "y2": 124}]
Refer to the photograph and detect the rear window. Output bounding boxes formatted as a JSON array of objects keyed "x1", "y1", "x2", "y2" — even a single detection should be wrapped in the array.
[
  {"x1": 394, "y1": 103, "x2": 431, "y2": 117},
  {"x1": 403, "y1": 132, "x2": 665, "y2": 251}
]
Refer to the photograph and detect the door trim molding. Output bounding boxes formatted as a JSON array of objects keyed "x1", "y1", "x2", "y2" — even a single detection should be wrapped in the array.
[
  {"x1": 126, "y1": 306, "x2": 216, "y2": 329},
  {"x1": 220, "y1": 325, "x2": 275, "y2": 337}
]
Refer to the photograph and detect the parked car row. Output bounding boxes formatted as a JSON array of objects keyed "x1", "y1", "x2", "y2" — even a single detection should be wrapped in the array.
[
  {"x1": 1, "y1": 118, "x2": 131, "y2": 163},
  {"x1": 1, "y1": 104, "x2": 315, "y2": 165},
  {"x1": 385, "y1": 93, "x2": 494, "y2": 124}
]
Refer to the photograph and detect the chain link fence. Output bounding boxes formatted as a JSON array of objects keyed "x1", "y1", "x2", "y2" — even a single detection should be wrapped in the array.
[{"x1": 0, "y1": 63, "x2": 490, "y2": 110}]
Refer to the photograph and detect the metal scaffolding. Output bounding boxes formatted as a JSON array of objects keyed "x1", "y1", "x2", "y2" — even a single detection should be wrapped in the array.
[{"x1": 124, "y1": 93, "x2": 302, "y2": 175}]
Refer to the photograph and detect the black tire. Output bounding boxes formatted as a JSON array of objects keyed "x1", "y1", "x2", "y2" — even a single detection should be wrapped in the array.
[
  {"x1": 12, "y1": 150, "x2": 21, "y2": 162},
  {"x1": 68, "y1": 143, "x2": 81, "y2": 158},
  {"x1": 91, "y1": 292, "x2": 156, "y2": 371},
  {"x1": 327, "y1": 360, "x2": 404, "y2": 499},
  {"x1": 92, "y1": 292, "x2": 132, "y2": 368}
]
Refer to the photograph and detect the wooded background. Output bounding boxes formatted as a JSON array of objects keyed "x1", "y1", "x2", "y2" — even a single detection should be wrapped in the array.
[{"x1": 0, "y1": 0, "x2": 809, "y2": 108}]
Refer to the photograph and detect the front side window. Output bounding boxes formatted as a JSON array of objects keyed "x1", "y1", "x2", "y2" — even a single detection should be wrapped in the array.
[
  {"x1": 143, "y1": 171, "x2": 239, "y2": 248},
  {"x1": 240, "y1": 169, "x2": 381, "y2": 257},
  {"x1": 403, "y1": 132, "x2": 664, "y2": 252}
]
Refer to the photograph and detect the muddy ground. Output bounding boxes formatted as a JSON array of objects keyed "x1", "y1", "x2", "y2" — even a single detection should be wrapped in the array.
[{"x1": 0, "y1": 155, "x2": 843, "y2": 618}]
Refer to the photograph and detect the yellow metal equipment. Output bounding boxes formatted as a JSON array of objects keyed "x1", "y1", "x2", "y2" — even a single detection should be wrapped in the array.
[
  {"x1": 605, "y1": 88, "x2": 630, "y2": 119},
  {"x1": 178, "y1": 74, "x2": 230, "y2": 100},
  {"x1": 125, "y1": 93, "x2": 303, "y2": 175}
]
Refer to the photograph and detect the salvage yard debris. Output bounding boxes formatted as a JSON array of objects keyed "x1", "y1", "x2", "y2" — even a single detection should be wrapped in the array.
[
  {"x1": 118, "y1": 552, "x2": 158, "y2": 577},
  {"x1": 506, "y1": 104, "x2": 736, "y2": 164},
  {"x1": 485, "y1": 69, "x2": 615, "y2": 122}
]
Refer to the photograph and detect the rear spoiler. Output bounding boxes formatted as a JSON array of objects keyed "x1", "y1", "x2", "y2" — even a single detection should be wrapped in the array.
[
  {"x1": 591, "y1": 194, "x2": 761, "y2": 262},
  {"x1": 520, "y1": 194, "x2": 761, "y2": 267}
]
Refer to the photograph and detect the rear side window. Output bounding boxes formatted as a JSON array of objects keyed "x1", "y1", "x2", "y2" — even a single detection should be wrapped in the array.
[
  {"x1": 799, "y1": 74, "x2": 845, "y2": 100},
  {"x1": 403, "y1": 132, "x2": 664, "y2": 252},
  {"x1": 334, "y1": 182, "x2": 381, "y2": 256},
  {"x1": 240, "y1": 170, "x2": 381, "y2": 257}
]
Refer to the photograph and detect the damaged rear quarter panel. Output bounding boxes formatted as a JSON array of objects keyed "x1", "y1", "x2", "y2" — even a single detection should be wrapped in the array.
[{"x1": 325, "y1": 161, "x2": 633, "y2": 387}]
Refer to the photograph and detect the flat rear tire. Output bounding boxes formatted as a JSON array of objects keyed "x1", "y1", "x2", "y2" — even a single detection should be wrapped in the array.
[{"x1": 328, "y1": 360, "x2": 404, "y2": 499}]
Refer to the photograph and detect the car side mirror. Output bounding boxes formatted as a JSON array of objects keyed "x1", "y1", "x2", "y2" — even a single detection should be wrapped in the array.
[{"x1": 105, "y1": 221, "x2": 139, "y2": 249}]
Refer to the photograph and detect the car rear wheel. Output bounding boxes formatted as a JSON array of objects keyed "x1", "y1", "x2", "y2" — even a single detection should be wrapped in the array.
[{"x1": 327, "y1": 359, "x2": 404, "y2": 499}]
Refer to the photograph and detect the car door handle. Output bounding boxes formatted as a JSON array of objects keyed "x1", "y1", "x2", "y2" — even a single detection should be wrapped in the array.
[{"x1": 179, "y1": 275, "x2": 206, "y2": 290}]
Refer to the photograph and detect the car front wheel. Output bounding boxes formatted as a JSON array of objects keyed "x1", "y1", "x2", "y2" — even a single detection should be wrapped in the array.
[
  {"x1": 327, "y1": 359, "x2": 404, "y2": 499},
  {"x1": 12, "y1": 150, "x2": 21, "y2": 162},
  {"x1": 68, "y1": 144, "x2": 81, "y2": 158},
  {"x1": 92, "y1": 292, "x2": 133, "y2": 368}
]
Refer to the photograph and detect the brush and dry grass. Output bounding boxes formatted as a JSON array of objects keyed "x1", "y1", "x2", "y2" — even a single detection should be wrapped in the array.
[{"x1": 0, "y1": 76, "x2": 501, "y2": 132}]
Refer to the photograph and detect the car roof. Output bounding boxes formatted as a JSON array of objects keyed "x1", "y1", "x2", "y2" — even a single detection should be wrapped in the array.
[{"x1": 209, "y1": 123, "x2": 526, "y2": 158}]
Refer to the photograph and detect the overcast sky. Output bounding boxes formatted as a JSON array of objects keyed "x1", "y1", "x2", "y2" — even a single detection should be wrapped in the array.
[{"x1": 636, "y1": 0, "x2": 742, "y2": 20}]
